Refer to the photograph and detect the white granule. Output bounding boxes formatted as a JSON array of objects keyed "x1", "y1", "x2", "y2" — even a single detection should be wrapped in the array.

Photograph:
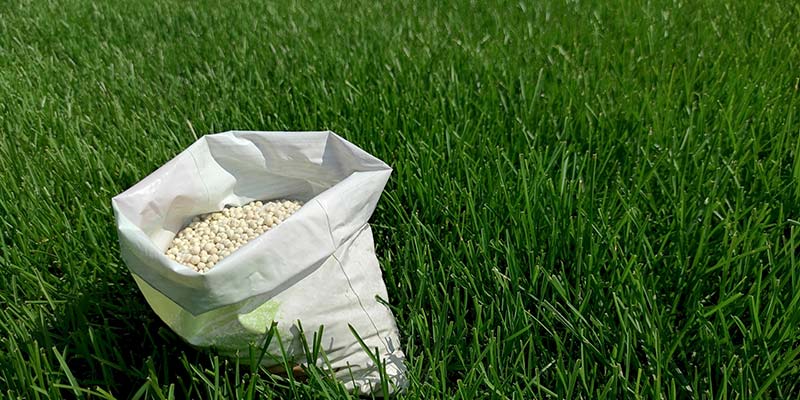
[{"x1": 166, "y1": 199, "x2": 303, "y2": 273}]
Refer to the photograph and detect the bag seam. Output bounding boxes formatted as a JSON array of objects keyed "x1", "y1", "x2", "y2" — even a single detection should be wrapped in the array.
[{"x1": 314, "y1": 199, "x2": 390, "y2": 352}]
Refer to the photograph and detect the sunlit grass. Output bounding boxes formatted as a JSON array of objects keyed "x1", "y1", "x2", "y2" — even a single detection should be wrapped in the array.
[{"x1": 1, "y1": 0, "x2": 799, "y2": 398}]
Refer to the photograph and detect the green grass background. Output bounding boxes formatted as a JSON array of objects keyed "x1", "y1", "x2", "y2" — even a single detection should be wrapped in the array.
[{"x1": 1, "y1": 0, "x2": 799, "y2": 398}]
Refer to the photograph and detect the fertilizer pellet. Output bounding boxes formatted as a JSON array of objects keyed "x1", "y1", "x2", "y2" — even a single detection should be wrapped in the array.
[{"x1": 166, "y1": 199, "x2": 303, "y2": 273}]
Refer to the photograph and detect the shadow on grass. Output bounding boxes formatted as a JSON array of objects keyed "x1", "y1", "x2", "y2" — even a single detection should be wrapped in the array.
[
  {"x1": 23, "y1": 275, "x2": 364, "y2": 399},
  {"x1": 38, "y1": 275, "x2": 206, "y2": 396}
]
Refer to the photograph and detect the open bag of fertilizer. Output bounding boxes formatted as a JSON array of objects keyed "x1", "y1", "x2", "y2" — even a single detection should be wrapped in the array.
[{"x1": 111, "y1": 131, "x2": 406, "y2": 394}]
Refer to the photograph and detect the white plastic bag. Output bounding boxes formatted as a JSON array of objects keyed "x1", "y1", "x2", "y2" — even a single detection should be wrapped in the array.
[{"x1": 112, "y1": 131, "x2": 406, "y2": 394}]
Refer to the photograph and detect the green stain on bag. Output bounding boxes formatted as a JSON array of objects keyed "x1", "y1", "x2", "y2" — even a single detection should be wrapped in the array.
[
  {"x1": 197, "y1": 299, "x2": 283, "y2": 353},
  {"x1": 238, "y1": 300, "x2": 281, "y2": 332},
  {"x1": 133, "y1": 274, "x2": 284, "y2": 350}
]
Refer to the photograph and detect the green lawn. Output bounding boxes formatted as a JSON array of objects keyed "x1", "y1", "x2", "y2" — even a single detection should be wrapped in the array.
[{"x1": 1, "y1": 0, "x2": 799, "y2": 398}]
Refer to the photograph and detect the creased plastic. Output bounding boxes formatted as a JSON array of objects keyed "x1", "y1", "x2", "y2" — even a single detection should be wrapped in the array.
[{"x1": 112, "y1": 131, "x2": 406, "y2": 394}]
